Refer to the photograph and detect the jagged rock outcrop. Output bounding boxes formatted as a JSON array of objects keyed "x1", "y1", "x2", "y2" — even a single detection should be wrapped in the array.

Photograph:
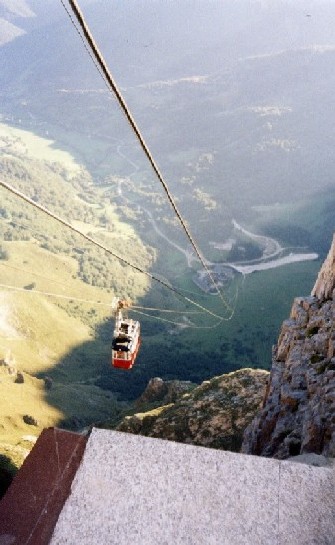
[
  {"x1": 117, "y1": 369, "x2": 269, "y2": 451},
  {"x1": 14, "y1": 372, "x2": 24, "y2": 384},
  {"x1": 242, "y1": 235, "x2": 335, "y2": 459},
  {"x1": 22, "y1": 415, "x2": 38, "y2": 426},
  {"x1": 135, "y1": 377, "x2": 195, "y2": 406},
  {"x1": 311, "y1": 233, "x2": 335, "y2": 300}
]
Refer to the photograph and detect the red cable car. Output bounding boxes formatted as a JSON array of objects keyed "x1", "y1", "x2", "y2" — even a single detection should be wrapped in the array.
[{"x1": 111, "y1": 300, "x2": 141, "y2": 370}]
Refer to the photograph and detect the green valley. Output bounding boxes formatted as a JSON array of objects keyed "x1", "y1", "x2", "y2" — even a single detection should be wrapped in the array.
[
  {"x1": 0, "y1": 117, "x2": 323, "y2": 474},
  {"x1": 1, "y1": 0, "x2": 335, "y2": 483}
]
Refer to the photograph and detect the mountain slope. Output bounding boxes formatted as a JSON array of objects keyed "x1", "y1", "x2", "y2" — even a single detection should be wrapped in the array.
[
  {"x1": 0, "y1": 123, "x2": 154, "y2": 481},
  {"x1": 0, "y1": 0, "x2": 35, "y2": 45},
  {"x1": 115, "y1": 369, "x2": 269, "y2": 451}
]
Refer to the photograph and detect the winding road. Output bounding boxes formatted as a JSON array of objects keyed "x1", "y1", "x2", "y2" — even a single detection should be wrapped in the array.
[{"x1": 112, "y1": 143, "x2": 319, "y2": 276}]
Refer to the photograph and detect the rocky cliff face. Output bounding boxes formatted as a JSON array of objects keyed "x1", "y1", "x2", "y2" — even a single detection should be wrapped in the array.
[
  {"x1": 117, "y1": 369, "x2": 269, "y2": 451},
  {"x1": 242, "y1": 234, "x2": 335, "y2": 459},
  {"x1": 312, "y1": 234, "x2": 335, "y2": 300}
]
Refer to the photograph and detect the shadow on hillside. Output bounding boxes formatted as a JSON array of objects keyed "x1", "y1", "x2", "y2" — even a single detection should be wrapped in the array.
[
  {"x1": 0, "y1": 455, "x2": 16, "y2": 499},
  {"x1": 32, "y1": 310, "x2": 179, "y2": 430},
  {"x1": 35, "y1": 317, "x2": 148, "y2": 431},
  {"x1": 35, "y1": 301, "x2": 239, "y2": 431}
]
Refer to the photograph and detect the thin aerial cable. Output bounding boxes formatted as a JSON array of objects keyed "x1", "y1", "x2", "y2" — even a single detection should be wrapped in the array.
[
  {"x1": 0, "y1": 261, "x2": 76, "y2": 290},
  {"x1": 0, "y1": 263, "x2": 202, "y2": 314},
  {"x1": 132, "y1": 307, "x2": 199, "y2": 327},
  {"x1": 0, "y1": 179, "x2": 228, "y2": 321},
  {"x1": 61, "y1": 0, "x2": 233, "y2": 314},
  {"x1": 60, "y1": 0, "x2": 112, "y2": 95},
  {"x1": 0, "y1": 282, "x2": 111, "y2": 307},
  {"x1": 132, "y1": 305, "x2": 202, "y2": 314},
  {"x1": 131, "y1": 307, "x2": 224, "y2": 330},
  {"x1": 0, "y1": 283, "x2": 214, "y2": 328}
]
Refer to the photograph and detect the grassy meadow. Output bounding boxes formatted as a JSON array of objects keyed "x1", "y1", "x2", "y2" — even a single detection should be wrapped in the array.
[
  {"x1": 0, "y1": 122, "x2": 82, "y2": 177},
  {"x1": 0, "y1": 122, "x2": 150, "y2": 470},
  {"x1": 0, "y1": 241, "x2": 130, "y2": 465}
]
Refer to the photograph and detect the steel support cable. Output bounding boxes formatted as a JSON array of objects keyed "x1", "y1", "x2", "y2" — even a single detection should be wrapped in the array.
[
  {"x1": 132, "y1": 305, "x2": 201, "y2": 314},
  {"x1": 62, "y1": 0, "x2": 233, "y2": 315},
  {"x1": 0, "y1": 282, "x2": 110, "y2": 307},
  {"x1": 60, "y1": 0, "x2": 113, "y2": 96},
  {"x1": 0, "y1": 179, "x2": 226, "y2": 322}
]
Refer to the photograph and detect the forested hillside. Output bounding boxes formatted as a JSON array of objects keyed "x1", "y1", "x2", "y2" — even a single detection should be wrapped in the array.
[{"x1": 0, "y1": 123, "x2": 154, "y2": 294}]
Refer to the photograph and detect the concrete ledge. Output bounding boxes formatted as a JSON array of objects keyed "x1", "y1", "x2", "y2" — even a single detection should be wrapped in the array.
[
  {"x1": 280, "y1": 460, "x2": 335, "y2": 545},
  {"x1": 49, "y1": 429, "x2": 335, "y2": 545}
]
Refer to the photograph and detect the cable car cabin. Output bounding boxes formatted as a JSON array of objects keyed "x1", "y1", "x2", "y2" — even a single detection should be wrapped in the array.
[{"x1": 112, "y1": 310, "x2": 141, "y2": 370}]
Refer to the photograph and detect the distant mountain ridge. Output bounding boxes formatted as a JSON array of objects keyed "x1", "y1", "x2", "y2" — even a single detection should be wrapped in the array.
[
  {"x1": 0, "y1": 0, "x2": 34, "y2": 17},
  {"x1": 2, "y1": 0, "x2": 335, "y2": 212},
  {"x1": 0, "y1": 0, "x2": 36, "y2": 45}
]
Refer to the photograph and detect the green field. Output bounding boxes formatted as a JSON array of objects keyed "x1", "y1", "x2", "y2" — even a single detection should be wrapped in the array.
[{"x1": 0, "y1": 242, "x2": 130, "y2": 440}]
